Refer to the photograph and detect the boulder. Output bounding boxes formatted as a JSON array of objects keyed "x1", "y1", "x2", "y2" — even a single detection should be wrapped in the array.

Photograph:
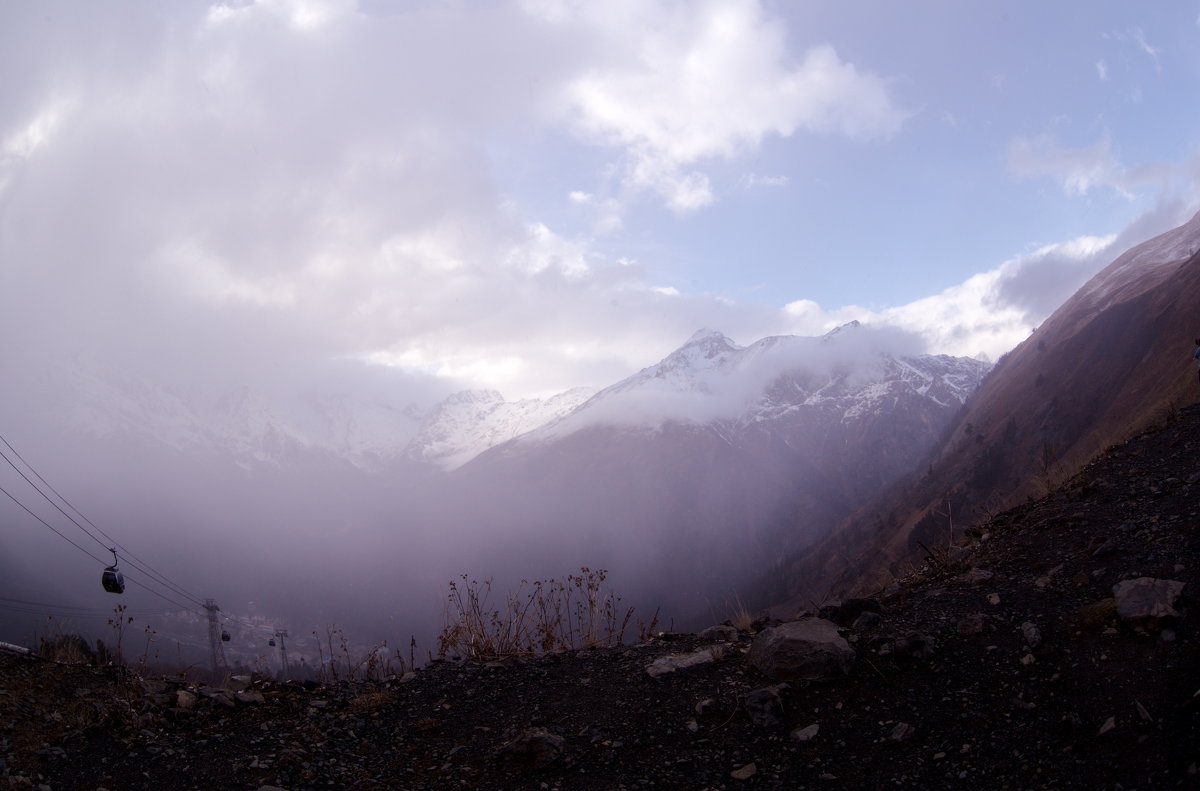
[
  {"x1": 1112, "y1": 578, "x2": 1185, "y2": 622},
  {"x1": 698, "y1": 624, "x2": 740, "y2": 642},
  {"x1": 747, "y1": 619, "x2": 854, "y2": 681},
  {"x1": 819, "y1": 598, "x2": 882, "y2": 627}
]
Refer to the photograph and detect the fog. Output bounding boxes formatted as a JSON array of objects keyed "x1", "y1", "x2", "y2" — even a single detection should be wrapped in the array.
[{"x1": 0, "y1": 320, "x2": 945, "y2": 668}]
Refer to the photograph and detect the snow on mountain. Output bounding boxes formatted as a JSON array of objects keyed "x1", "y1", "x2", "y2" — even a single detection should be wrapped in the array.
[
  {"x1": 308, "y1": 392, "x2": 425, "y2": 469},
  {"x1": 404, "y1": 387, "x2": 596, "y2": 471},
  {"x1": 1072, "y1": 210, "x2": 1200, "y2": 312},
  {"x1": 50, "y1": 362, "x2": 427, "y2": 471},
  {"x1": 529, "y1": 324, "x2": 988, "y2": 442},
  {"x1": 58, "y1": 363, "x2": 209, "y2": 451},
  {"x1": 47, "y1": 323, "x2": 987, "y2": 475},
  {"x1": 205, "y1": 385, "x2": 313, "y2": 469}
]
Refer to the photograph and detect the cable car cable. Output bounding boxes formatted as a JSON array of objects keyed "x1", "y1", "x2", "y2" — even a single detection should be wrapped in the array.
[
  {"x1": 0, "y1": 434, "x2": 208, "y2": 607},
  {"x1": 0, "y1": 482, "x2": 106, "y2": 564}
]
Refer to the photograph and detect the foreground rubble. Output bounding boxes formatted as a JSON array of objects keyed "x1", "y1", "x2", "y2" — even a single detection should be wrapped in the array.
[{"x1": 4, "y1": 406, "x2": 1200, "y2": 790}]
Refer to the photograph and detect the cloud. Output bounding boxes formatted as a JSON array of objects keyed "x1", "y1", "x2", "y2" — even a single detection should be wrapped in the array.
[
  {"x1": 778, "y1": 198, "x2": 1200, "y2": 362},
  {"x1": 742, "y1": 172, "x2": 789, "y2": 189},
  {"x1": 539, "y1": 1, "x2": 908, "y2": 212},
  {"x1": 1008, "y1": 134, "x2": 1133, "y2": 197},
  {"x1": 1095, "y1": 59, "x2": 1108, "y2": 81},
  {"x1": 1133, "y1": 27, "x2": 1162, "y2": 71}
]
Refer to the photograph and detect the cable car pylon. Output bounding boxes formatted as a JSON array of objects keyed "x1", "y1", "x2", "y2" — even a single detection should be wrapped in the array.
[{"x1": 203, "y1": 599, "x2": 224, "y2": 681}]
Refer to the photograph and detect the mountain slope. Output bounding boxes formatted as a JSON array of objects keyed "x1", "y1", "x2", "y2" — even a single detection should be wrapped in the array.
[
  {"x1": 7, "y1": 402, "x2": 1197, "y2": 790},
  {"x1": 435, "y1": 327, "x2": 988, "y2": 619},
  {"x1": 764, "y1": 210, "x2": 1200, "y2": 604}
]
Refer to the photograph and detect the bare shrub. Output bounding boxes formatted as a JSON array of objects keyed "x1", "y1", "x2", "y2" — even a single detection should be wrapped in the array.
[{"x1": 437, "y1": 567, "x2": 637, "y2": 660}]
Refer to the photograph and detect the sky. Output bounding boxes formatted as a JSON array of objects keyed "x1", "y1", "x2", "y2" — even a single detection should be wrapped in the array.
[{"x1": 3, "y1": 0, "x2": 1200, "y2": 401}]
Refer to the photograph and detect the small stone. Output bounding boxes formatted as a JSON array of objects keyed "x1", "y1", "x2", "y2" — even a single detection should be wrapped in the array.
[
  {"x1": 1098, "y1": 716, "x2": 1116, "y2": 736},
  {"x1": 730, "y1": 762, "x2": 757, "y2": 780},
  {"x1": 1091, "y1": 540, "x2": 1118, "y2": 558},
  {"x1": 1135, "y1": 701, "x2": 1151, "y2": 722},
  {"x1": 685, "y1": 719, "x2": 699, "y2": 732},
  {"x1": 956, "y1": 613, "x2": 986, "y2": 635},
  {"x1": 1020, "y1": 622, "x2": 1042, "y2": 648},
  {"x1": 1020, "y1": 653, "x2": 1035, "y2": 666},
  {"x1": 892, "y1": 632, "x2": 936, "y2": 659},
  {"x1": 646, "y1": 647, "x2": 720, "y2": 678},
  {"x1": 987, "y1": 593, "x2": 1001, "y2": 606},
  {"x1": 743, "y1": 685, "x2": 787, "y2": 727},
  {"x1": 791, "y1": 723, "x2": 819, "y2": 742},
  {"x1": 1075, "y1": 598, "x2": 1117, "y2": 629},
  {"x1": 1072, "y1": 571, "x2": 1091, "y2": 585},
  {"x1": 695, "y1": 698, "x2": 717, "y2": 715},
  {"x1": 961, "y1": 568, "x2": 994, "y2": 585},
  {"x1": 235, "y1": 690, "x2": 266, "y2": 704},
  {"x1": 495, "y1": 728, "x2": 565, "y2": 770},
  {"x1": 176, "y1": 690, "x2": 198, "y2": 710},
  {"x1": 890, "y1": 722, "x2": 916, "y2": 742}
]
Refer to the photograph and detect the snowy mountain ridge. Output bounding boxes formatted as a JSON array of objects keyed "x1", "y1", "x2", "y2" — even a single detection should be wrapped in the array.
[
  {"x1": 49, "y1": 323, "x2": 989, "y2": 473},
  {"x1": 525, "y1": 324, "x2": 988, "y2": 444}
]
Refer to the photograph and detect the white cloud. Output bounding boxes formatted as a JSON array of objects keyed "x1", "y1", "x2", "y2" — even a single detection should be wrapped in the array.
[
  {"x1": 1095, "y1": 59, "x2": 1108, "y2": 81},
  {"x1": 1008, "y1": 134, "x2": 1131, "y2": 197},
  {"x1": 567, "y1": 189, "x2": 625, "y2": 233},
  {"x1": 1133, "y1": 27, "x2": 1162, "y2": 70},
  {"x1": 742, "y1": 172, "x2": 788, "y2": 189},
  {"x1": 541, "y1": 1, "x2": 907, "y2": 212},
  {"x1": 781, "y1": 232, "x2": 1130, "y2": 362}
]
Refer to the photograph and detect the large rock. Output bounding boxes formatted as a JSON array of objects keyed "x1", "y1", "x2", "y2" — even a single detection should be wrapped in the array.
[
  {"x1": 747, "y1": 619, "x2": 854, "y2": 681},
  {"x1": 645, "y1": 646, "x2": 725, "y2": 678},
  {"x1": 1112, "y1": 577, "x2": 1185, "y2": 622}
]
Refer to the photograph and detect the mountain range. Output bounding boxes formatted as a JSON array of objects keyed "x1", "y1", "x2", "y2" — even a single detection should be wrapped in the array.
[{"x1": 15, "y1": 210, "x2": 1200, "y2": 636}]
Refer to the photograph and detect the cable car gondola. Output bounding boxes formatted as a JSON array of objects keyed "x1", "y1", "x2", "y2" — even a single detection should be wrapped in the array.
[
  {"x1": 268, "y1": 637, "x2": 276, "y2": 647},
  {"x1": 101, "y1": 548, "x2": 125, "y2": 594},
  {"x1": 221, "y1": 630, "x2": 231, "y2": 642}
]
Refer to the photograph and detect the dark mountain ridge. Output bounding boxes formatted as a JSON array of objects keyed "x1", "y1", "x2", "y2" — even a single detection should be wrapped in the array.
[{"x1": 762, "y1": 210, "x2": 1200, "y2": 608}]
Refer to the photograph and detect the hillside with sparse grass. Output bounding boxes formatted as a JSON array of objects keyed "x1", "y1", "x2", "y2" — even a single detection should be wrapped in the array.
[{"x1": 4, "y1": 403, "x2": 1199, "y2": 790}]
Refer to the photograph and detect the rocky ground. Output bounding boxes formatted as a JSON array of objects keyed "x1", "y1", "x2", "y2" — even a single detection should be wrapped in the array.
[{"x1": 3, "y1": 406, "x2": 1200, "y2": 790}]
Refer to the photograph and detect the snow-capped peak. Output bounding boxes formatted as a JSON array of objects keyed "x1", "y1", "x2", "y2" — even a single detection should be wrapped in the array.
[
  {"x1": 403, "y1": 387, "x2": 595, "y2": 470},
  {"x1": 822, "y1": 320, "x2": 862, "y2": 339}
]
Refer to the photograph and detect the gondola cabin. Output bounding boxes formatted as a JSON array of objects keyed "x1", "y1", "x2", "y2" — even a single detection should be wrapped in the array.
[
  {"x1": 101, "y1": 565, "x2": 124, "y2": 594},
  {"x1": 221, "y1": 630, "x2": 231, "y2": 642},
  {"x1": 101, "y1": 548, "x2": 125, "y2": 594}
]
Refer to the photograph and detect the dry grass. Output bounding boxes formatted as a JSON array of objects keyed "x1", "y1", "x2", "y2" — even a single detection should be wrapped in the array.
[
  {"x1": 313, "y1": 627, "x2": 410, "y2": 683},
  {"x1": 437, "y1": 567, "x2": 638, "y2": 660},
  {"x1": 349, "y1": 689, "x2": 397, "y2": 712},
  {"x1": 727, "y1": 594, "x2": 755, "y2": 631}
]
